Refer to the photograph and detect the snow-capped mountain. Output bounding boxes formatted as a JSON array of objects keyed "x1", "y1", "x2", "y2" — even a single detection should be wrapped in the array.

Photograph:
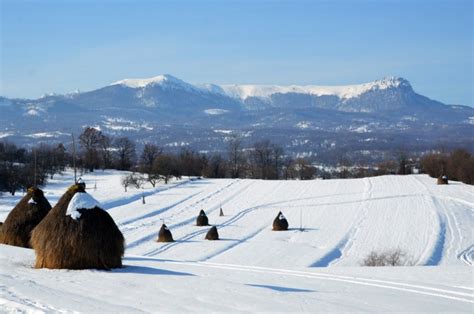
[
  {"x1": 1, "y1": 75, "x2": 472, "y2": 164},
  {"x1": 103, "y1": 75, "x2": 426, "y2": 112}
]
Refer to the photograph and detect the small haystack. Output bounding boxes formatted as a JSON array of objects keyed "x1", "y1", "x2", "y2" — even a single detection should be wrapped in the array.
[
  {"x1": 157, "y1": 223, "x2": 174, "y2": 242},
  {"x1": 30, "y1": 183, "x2": 124, "y2": 270},
  {"x1": 0, "y1": 187, "x2": 52, "y2": 248},
  {"x1": 437, "y1": 175, "x2": 448, "y2": 185},
  {"x1": 272, "y1": 211, "x2": 289, "y2": 231},
  {"x1": 205, "y1": 226, "x2": 219, "y2": 240},
  {"x1": 196, "y1": 209, "x2": 209, "y2": 226},
  {"x1": 219, "y1": 208, "x2": 224, "y2": 217}
]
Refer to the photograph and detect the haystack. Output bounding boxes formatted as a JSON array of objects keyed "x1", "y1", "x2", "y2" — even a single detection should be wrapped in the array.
[
  {"x1": 205, "y1": 226, "x2": 219, "y2": 240},
  {"x1": 30, "y1": 183, "x2": 124, "y2": 270},
  {"x1": 157, "y1": 223, "x2": 174, "y2": 242},
  {"x1": 437, "y1": 175, "x2": 448, "y2": 185},
  {"x1": 0, "y1": 187, "x2": 52, "y2": 248},
  {"x1": 196, "y1": 209, "x2": 209, "y2": 226},
  {"x1": 272, "y1": 211, "x2": 289, "y2": 231}
]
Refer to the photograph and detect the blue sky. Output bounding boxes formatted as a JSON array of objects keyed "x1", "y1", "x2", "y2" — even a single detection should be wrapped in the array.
[{"x1": 1, "y1": 0, "x2": 472, "y2": 106}]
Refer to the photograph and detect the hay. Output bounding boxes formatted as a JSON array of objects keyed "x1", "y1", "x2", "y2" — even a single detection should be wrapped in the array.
[
  {"x1": 0, "y1": 187, "x2": 52, "y2": 248},
  {"x1": 272, "y1": 211, "x2": 289, "y2": 231},
  {"x1": 437, "y1": 176, "x2": 448, "y2": 185},
  {"x1": 196, "y1": 209, "x2": 209, "y2": 226},
  {"x1": 30, "y1": 184, "x2": 124, "y2": 270},
  {"x1": 205, "y1": 226, "x2": 219, "y2": 240},
  {"x1": 157, "y1": 224, "x2": 174, "y2": 242}
]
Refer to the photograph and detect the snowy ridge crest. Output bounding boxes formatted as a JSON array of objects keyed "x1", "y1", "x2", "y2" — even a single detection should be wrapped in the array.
[
  {"x1": 110, "y1": 75, "x2": 411, "y2": 100},
  {"x1": 219, "y1": 76, "x2": 411, "y2": 100},
  {"x1": 111, "y1": 74, "x2": 196, "y2": 91}
]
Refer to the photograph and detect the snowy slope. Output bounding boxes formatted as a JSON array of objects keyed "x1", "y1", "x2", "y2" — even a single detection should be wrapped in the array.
[{"x1": 0, "y1": 171, "x2": 473, "y2": 311}]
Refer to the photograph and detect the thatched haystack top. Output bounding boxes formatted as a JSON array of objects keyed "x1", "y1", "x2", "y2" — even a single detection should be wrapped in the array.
[
  {"x1": 273, "y1": 211, "x2": 289, "y2": 231},
  {"x1": 205, "y1": 226, "x2": 219, "y2": 240},
  {"x1": 196, "y1": 209, "x2": 209, "y2": 226},
  {"x1": 0, "y1": 187, "x2": 52, "y2": 248},
  {"x1": 157, "y1": 223, "x2": 174, "y2": 242},
  {"x1": 437, "y1": 175, "x2": 449, "y2": 185},
  {"x1": 27, "y1": 187, "x2": 48, "y2": 204},
  {"x1": 66, "y1": 192, "x2": 102, "y2": 220},
  {"x1": 68, "y1": 183, "x2": 86, "y2": 193}
]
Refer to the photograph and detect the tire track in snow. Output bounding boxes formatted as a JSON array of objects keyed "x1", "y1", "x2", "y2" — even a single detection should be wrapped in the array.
[
  {"x1": 0, "y1": 284, "x2": 66, "y2": 313},
  {"x1": 412, "y1": 176, "x2": 465, "y2": 266},
  {"x1": 102, "y1": 179, "x2": 192, "y2": 210},
  {"x1": 197, "y1": 180, "x2": 304, "y2": 261},
  {"x1": 143, "y1": 181, "x2": 270, "y2": 256},
  {"x1": 458, "y1": 245, "x2": 474, "y2": 266},
  {"x1": 167, "y1": 261, "x2": 474, "y2": 304},
  {"x1": 120, "y1": 180, "x2": 238, "y2": 231},
  {"x1": 126, "y1": 180, "x2": 248, "y2": 250},
  {"x1": 312, "y1": 177, "x2": 373, "y2": 267},
  {"x1": 145, "y1": 180, "x2": 306, "y2": 257},
  {"x1": 119, "y1": 191, "x2": 203, "y2": 227}
]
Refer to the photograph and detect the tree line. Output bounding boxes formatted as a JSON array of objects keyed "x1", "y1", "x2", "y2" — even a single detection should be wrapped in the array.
[
  {"x1": 1, "y1": 126, "x2": 472, "y2": 194},
  {"x1": 420, "y1": 149, "x2": 473, "y2": 185}
]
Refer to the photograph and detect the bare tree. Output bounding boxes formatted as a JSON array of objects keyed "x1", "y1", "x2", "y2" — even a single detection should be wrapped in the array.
[
  {"x1": 294, "y1": 158, "x2": 316, "y2": 180},
  {"x1": 362, "y1": 249, "x2": 410, "y2": 267},
  {"x1": 79, "y1": 127, "x2": 103, "y2": 172},
  {"x1": 140, "y1": 143, "x2": 162, "y2": 185},
  {"x1": 227, "y1": 135, "x2": 245, "y2": 178},
  {"x1": 121, "y1": 175, "x2": 131, "y2": 192},
  {"x1": 114, "y1": 137, "x2": 136, "y2": 170},
  {"x1": 99, "y1": 134, "x2": 114, "y2": 170},
  {"x1": 153, "y1": 154, "x2": 177, "y2": 184},
  {"x1": 140, "y1": 143, "x2": 162, "y2": 173}
]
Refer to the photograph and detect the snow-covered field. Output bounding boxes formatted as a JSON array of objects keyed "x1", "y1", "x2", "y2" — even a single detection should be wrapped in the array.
[{"x1": 1, "y1": 171, "x2": 473, "y2": 312}]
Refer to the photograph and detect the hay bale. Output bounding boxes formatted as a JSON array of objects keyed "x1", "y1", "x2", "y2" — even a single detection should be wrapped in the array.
[
  {"x1": 196, "y1": 209, "x2": 209, "y2": 226},
  {"x1": 272, "y1": 211, "x2": 289, "y2": 231},
  {"x1": 437, "y1": 175, "x2": 448, "y2": 185},
  {"x1": 205, "y1": 226, "x2": 219, "y2": 240},
  {"x1": 219, "y1": 208, "x2": 224, "y2": 217},
  {"x1": 30, "y1": 184, "x2": 124, "y2": 270},
  {"x1": 0, "y1": 187, "x2": 52, "y2": 248},
  {"x1": 157, "y1": 224, "x2": 174, "y2": 242}
]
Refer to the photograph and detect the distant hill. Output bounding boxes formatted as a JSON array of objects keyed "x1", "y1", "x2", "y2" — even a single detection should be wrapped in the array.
[{"x1": 1, "y1": 75, "x2": 473, "y2": 164}]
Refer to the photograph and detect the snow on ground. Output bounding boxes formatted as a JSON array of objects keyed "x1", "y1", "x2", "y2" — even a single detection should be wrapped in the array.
[{"x1": 0, "y1": 171, "x2": 473, "y2": 312}]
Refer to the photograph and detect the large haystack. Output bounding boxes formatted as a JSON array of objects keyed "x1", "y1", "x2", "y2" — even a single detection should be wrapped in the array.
[
  {"x1": 157, "y1": 223, "x2": 174, "y2": 242},
  {"x1": 437, "y1": 175, "x2": 448, "y2": 185},
  {"x1": 30, "y1": 184, "x2": 124, "y2": 270},
  {"x1": 196, "y1": 209, "x2": 209, "y2": 226},
  {"x1": 272, "y1": 211, "x2": 289, "y2": 231},
  {"x1": 0, "y1": 187, "x2": 52, "y2": 248},
  {"x1": 205, "y1": 226, "x2": 219, "y2": 240}
]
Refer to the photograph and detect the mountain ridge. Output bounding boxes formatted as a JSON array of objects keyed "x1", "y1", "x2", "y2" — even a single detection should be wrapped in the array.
[{"x1": 0, "y1": 74, "x2": 472, "y2": 164}]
